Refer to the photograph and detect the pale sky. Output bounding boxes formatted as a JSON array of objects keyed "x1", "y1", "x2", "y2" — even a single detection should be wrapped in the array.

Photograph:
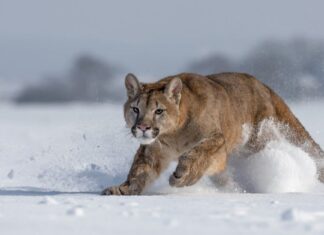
[{"x1": 1, "y1": 0, "x2": 324, "y2": 79}]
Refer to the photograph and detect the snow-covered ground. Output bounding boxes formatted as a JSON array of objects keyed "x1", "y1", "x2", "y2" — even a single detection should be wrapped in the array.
[{"x1": 1, "y1": 100, "x2": 324, "y2": 234}]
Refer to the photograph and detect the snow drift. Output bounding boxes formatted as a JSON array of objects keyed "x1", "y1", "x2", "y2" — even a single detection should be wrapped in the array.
[{"x1": 230, "y1": 140, "x2": 318, "y2": 193}]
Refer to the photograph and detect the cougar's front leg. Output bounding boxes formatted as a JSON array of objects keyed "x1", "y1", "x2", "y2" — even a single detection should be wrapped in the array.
[
  {"x1": 169, "y1": 133, "x2": 227, "y2": 187},
  {"x1": 102, "y1": 144, "x2": 168, "y2": 195}
]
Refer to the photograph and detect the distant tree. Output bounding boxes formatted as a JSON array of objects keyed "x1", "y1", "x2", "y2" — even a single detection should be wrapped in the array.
[
  {"x1": 15, "y1": 55, "x2": 123, "y2": 103},
  {"x1": 15, "y1": 78, "x2": 73, "y2": 103},
  {"x1": 69, "y1": 55, "x2": 117, "y2": 102}
]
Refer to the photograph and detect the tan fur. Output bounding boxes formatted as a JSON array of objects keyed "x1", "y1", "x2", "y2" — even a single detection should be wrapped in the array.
[{"x1": 102, "y1": 72, "x2": 324, "y2": 195}]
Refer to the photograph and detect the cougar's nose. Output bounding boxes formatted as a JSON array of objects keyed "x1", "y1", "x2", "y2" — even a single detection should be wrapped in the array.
[{"x1": 136, "y1": 123, "x2": 151, "y2": 132}]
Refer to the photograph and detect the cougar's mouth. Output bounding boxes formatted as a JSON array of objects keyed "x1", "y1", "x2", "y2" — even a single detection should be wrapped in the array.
[{"x1": 130, "y1": 126, "x2": 159, "y2": 145}]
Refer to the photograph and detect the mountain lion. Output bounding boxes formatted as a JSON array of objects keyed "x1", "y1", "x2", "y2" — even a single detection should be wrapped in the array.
[{"x1": 102, "y1": 73, "x2": 324, "y2": 195}]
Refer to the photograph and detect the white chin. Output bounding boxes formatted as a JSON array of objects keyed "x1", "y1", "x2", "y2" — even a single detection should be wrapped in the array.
[{"x1": 137, "y1": 137, "x2": 156, "y2": 145}]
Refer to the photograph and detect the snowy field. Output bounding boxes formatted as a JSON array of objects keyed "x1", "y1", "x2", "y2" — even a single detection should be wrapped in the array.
[{"x1": 1, "y1": 100, "x2": 324, "y2": 234}]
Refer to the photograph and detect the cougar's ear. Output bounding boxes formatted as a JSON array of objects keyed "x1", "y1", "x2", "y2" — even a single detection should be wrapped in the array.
[
  {"x1": 164, "y1": 77, "x2": 182, "y2": 104},
  {"x1": 125, "y1": 73, "x2": 141, "y2": 99}
]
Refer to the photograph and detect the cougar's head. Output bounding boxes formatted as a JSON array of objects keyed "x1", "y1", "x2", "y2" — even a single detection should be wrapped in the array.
[{"x1": 123, "y1": 73, "x2": 183, "y2": 145}]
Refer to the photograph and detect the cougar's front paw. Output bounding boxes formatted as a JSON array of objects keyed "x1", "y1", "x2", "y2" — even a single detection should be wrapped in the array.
[
  {"x1": 169, "y1": 163, "x2": 192, "y2": 187},
  {"x1": 101, "y1": 186, "x2": 126, "y2": 196}
]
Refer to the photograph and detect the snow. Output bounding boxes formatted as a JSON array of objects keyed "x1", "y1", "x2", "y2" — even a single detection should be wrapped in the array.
[
  {"x1": 230, "y1": 140, "x2": 318, "y2": 193},
  {"x1": 1, "y1": 100, "x2": 324, "y2": 234}
]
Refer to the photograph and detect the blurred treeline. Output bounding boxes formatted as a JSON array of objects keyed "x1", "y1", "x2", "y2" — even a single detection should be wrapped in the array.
[
  {"x1": 188, "y1": 38, "x2": 324, "y2": 100},
  {"x1": 15, "y1": 38, "x2": 324, "y2": 103},
  {"x1": 15, "y1": 56, "x2": 124, "y2": 103}
]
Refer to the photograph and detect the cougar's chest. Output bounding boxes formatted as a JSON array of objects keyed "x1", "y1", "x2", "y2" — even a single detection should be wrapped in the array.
[{"x1": 159, "y1": 128, "x2": 203, "y2": 159}]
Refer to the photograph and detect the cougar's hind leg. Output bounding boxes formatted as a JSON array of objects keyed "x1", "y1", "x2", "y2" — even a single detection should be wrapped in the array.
[
  {"x1": 269, "y1": 87, "x2": 324, "y2": 182},
  {"x1": 245, "y1": 123, "x2": 272, "y2": 154}
]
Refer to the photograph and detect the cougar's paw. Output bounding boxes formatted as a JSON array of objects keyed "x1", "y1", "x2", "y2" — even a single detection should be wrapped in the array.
[
  {"x1": 169, "y1": 164, "x2": 192, "y2": 187},
  {"x1": 101, "y1": 186, "x2": 125, "y2": 196}
]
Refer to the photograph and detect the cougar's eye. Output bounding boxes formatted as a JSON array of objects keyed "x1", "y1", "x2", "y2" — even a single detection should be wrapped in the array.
[
  {"x1": 155, "y1": 109, "x2": 164, "y2": 115},
  {"x1": 132, "y1": 107, "x2": 139, "y2": 113}
]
